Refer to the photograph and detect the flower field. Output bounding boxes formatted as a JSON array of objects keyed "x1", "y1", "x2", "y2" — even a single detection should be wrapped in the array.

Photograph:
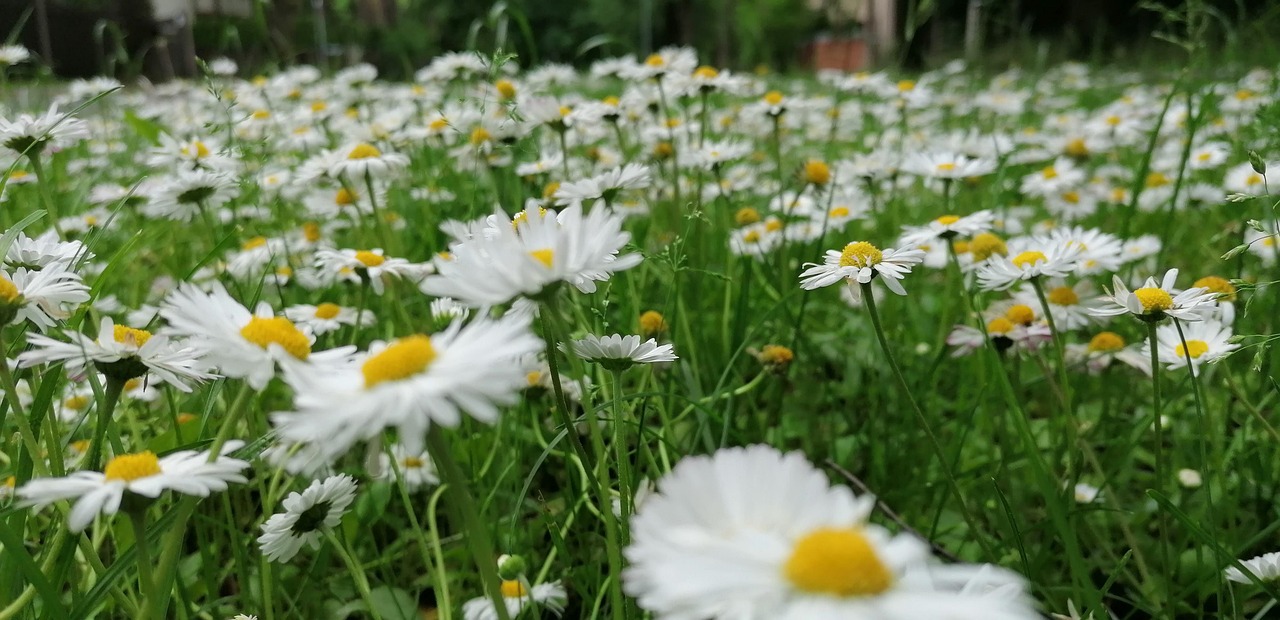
[{"x1": 2, "y1": 45, "x2": 1280, "y2": 619}]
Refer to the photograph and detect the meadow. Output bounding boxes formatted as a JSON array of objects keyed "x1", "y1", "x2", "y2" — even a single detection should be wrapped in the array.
[{"x1": 0, "y1": 44, "x2": 1279, "y2": 619}]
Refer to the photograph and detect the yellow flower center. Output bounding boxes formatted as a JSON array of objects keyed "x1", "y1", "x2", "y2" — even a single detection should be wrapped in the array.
[
  {"x1": 182, "y1": 141, "x2": 210, "y2": 158},
  {"x1": 1193, "y1": 276, "x2": 1236, "y2": 301},
  {"x1": 1145, "y1": 171, "x2": 1170, "y2": 188},
  {"x1": 103, "y1": 452, "x2": 162, "y2": 482},
  {"x1": 1088, "y1": 331, "x2": 1125, "y2": 353},
  {"x1": 1047, "y1": 286, "x2": 1079, "y2": 306},
  {"x1": 113, "y1": 325, "x2": 153, "y2": 348},
  {"x1": 1065, "y1": 138, "x2": 1089, "y2": 157},
  {"x1": 694, "y1": 66, "x2": 719, "y2": 79},
  {"x1": 335, "y1": 188, "x2": 357, "y2": 206},
  {"x1": 829, "y1": 206, "x2": 850, "y2": 218},
  {"x1": 735, "y1": 207, "x2": 761, "y2": 226},
  {"x1": 314, "y1": 303, "x2": 342, "y2": 319},
  {"x1": 783, "y1": 527, "x2": 894, "y2": 597},
  {"x1": 839, "y1": 242, "x2": 882, "y2": 269},
  {"x1": 765, "y1": 219, "x2": 785, "y2": 232},
  {"x1": 897, "y1": 80, "x2": 915, "y2": 92},
  {"x1": 802, "y1": 160, "x2": 830, "y2": 185},
  {"x1": 239, "y1": 316, "x2": 311, "y2": 360},
  {"x1": 1236, "y1": 89, "x2": 1254, "y2": 100},
  {"x1": 242, "y1": 236, "x2": 268, "y2": 250},
  {"x1": 1197, "y1": 152, "x2": 1212, "y2": 163},
  {"x1": 124, "y1": 378, "x2": 142, "y2": 391},
  {"x1": 429, "y1": 118, "x2": 449, "y2": 131},
  {"x1": 760, "y1": 344, "x2": 795, "y2": 366},
  {"x1": 1041, "y1": 166, "x2": 1058, "y2": 180},
  {"x1": 64, "y1": 395, "x2": 92, "y2": 411},
  {"x1": 1006, "y1": 304, "x2": 1036, "y2": 325},
  {"x1": 1176, "y1": 340, "x2": 1210, "y2": 359},
  {"x1": 501, "y1": 580, "x2": 529, "y2": 598},
  {"x1": 1133, "y1": 287, "x2": 1173, "y2": 313},
  {"x1": 936, "y1": 215, "x2": 960, "y2": 225},
  {"x1": 644, "y1": 54, "x2": 665, "y2": 67},
  {"x1": 530, "y1": 249, "x2": 555, "y2": 268},
  {"x1": 742, "y1": 230, "x2": 762, "y2": 244},
  {"x1": 470, "y1": 127, "x2": 492, "y2": 145},
  {"x1": 0, "y1": 275, "x2": 21, "y2": 303},
  {"x1": 347, "y1": 143, "x2": 381, "y2": 160},
  {"x1": 764, "y1": 90, "x2": 784, "y2": 106},
  {"x1": 639, "y1": 310, "x2": 668, "y2": 335},
  {"x1": 276, "y1": 266, "x2": 293, "y2": 277},
  {"x1": 310, "y1": 101, "x2": 328, "y2": 112},
  {"x1": 969, "y1": 233, "x2": 1008, "y2": 262},
  {"x1": 986, "y1": 317, "x2": 1015, "y2": 335},
  {"x1": 354, "y1": 251, "x2": 385, "y2": 268},
  {"x1": 936, "y1": 162, "x2": 957, "y2": 173},
  {"x1": 1247, "y1": 174, "x2": 1263, "y2": 186},
  {"x1": 362, "y1": 335, "x2": 437, "y2": 389},
  {"x1": 542, "y1": 181, "x2": 561, "y2": 199},
  {"x1": 1011, "y1": 250, "x2": 1047, "y2": 269},
  {"x1": 252, "y1": 109, "x2": 270, "y2": 120},
  {"x1": 402, "y1": 456, "x2": 425, "y2": 468},
  {"x1": 495, "y1": 79, "x2": 517, "y2": 99},
  {"x1": 1061, "y1": 191, "x2": 1080, "y2": 204},
  {"x1": 303, "y1": 222, "x2": 322, "y2": 243},
  {"x1": 526, "y1": 370, "x2": 543, "y2": 386}
]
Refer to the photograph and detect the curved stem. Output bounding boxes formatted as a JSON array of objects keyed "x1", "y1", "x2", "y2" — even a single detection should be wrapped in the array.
[
  {"x1": 128, "y1": 510, "x2": 158, "y2": 620},
  {"x1": 323, "y1": 530, "x2": 384, "y2": 620},
  {"x1": 87, "y1": 377, "x2": 126, "y2": 471}
]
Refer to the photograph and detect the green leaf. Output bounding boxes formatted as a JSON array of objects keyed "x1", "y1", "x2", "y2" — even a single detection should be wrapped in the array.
[{"x1": 123, "y1": 110, "x2": 163, "y2": 145}]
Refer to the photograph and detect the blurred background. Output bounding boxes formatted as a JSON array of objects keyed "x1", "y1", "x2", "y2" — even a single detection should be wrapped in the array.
[{"x1": 3, "y1": 0, "x2": 1280, "y2": 80}]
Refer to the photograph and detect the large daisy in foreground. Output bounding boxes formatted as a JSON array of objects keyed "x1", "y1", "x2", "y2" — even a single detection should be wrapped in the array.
[{"x1": 624, "y1": 445, "x2": 1039, "y2": 619}]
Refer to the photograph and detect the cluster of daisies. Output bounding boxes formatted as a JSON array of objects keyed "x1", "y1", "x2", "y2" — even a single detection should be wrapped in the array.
[{"x1": 1, "y1": 42, "x2": 1279, "y2": 620}]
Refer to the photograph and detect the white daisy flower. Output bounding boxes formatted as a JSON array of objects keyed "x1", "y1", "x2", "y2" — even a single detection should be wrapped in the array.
[
  {"x1": 623, "y1": 445, "x2": 1038, "y2": 620},
  {"x1": 1065, "y1": 331, "x2": 1151, "y2": 376},
  {"x1": 975, "y1": 243, "x2": 1082, "y2": 291},
  {"x1": 569, "y1": 333, "x2": 677, "y2": 370},
  {"x1": 1225, "y1": 551, "x2": 1280, "y2": 584},
  {"x1": 144, "y1": 168, "x2": 240, "y2": 222},
  {"x1": 313, "y1": 248, "x2": 422, "y2": 295},
  {"x1": 462, "y1": 580, "x2": 568, "y2": 620},
  {"x1": 899, "y1": 151, "x2": 997, "y2": 179},
  {"x1": 271, "y1": 314, "x2": 543, "y2": 463},
  {"x1": 1148, "y1": 318, "x2": 1238, "y2": 374},
  {"x1": 17, "y1": 442, "x2": 250, "y2": 532},
  {"x1": 1, "y1": 265, "x2": 91, "y2": 331},
  {"x1": 284, "y1": 302, "x2": 375, "y2": 336},
  {"x1": 553, "y1": 163, "x2": 652, "y2": 204},
  {"x1": 799, "y1": 241, "x2": 926, "y2": 295},
  {"x1": 420, "y1": 203, "x2": 642, "y2": 306},
  {"x1": 5, "y1": 231, "x2": 91, "y2": 270},
  {"x1": 0, "y1": 45, "x2": 32, "y2": 66},
  {"x1": 18, "y1": 317, "x2": 213, "y2": 390},
  {"x1": 0, "y1": 103, "x2": 91, "y2": 157},
  {"x1": 159, "y1": 283, "x2": 352, "y2": 390},
  {"x1": 328, "y1": 142, "x2": 409, "y2": 179},
  {"x1": 1088, "y1": 269, "x2": 1216, "y2": 322},
  {"x1": 899, "y1": 210, "x2": 996, "y2": 246},
  {"x1": 257, "y1": 474, "x2": 358, "y2": 563},
  {"x1": 377, "y1": 444, "x2": 439, "y2": 490},
  {"x1": 1011, "y1": 279, "x2": 1099, "y2": 330}
]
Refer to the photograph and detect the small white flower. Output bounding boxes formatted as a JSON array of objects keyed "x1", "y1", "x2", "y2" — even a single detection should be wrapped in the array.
[
  {"x1": 328, "y1": 142, "x2": 409, "y2": 179},
  {"x1": 284, "y1": 302, "x2": 375, "y2": 336},
  {"x1": 570, "y1": 333, "x2": 677, "y2": 369},
  {"x1": 19, "y1": 317, "x2": 213, "y2": 391},
  {"x1": 799, "y1": 241, "x2": 925, "y2": 295},
  {"x1": 462, "y1": 580, "x2": 568, "y2": 620},
  {"x1": 258, "y1": 474, "x2": 358, "y2": 563},
  {"x1": 976, "y1": 243, "x2": 1082, "y2": 291},
  {"x1": 1088, "y1": 269, "x2": 1216, "y2": 322},
  {"x1": 377, "y1": 444, "x2": 439, "y2": 490},
  {"x1": 899, "y1": 210, "x2": 996, "y2": 246},
  {"x1": 0, "y1": 104, "x2": 91, "y2": 156},
  {"x1": 17, "y1": 442, "x2": 249, "y2": 532},
  {"x1": 1225, "y1": 551, "x2": 1280, "y2": 584}
]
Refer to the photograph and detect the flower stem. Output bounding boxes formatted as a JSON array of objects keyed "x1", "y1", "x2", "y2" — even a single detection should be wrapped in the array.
[
  {"x1": 25, "y1": 154, "x2": 63, "y2": 237},
  {"x1": 87, "y1": 376, "x2": 126, "y2": 471},
  {"x1": 859, "y1": 282, "x2": 993, "y2": 559},
  {"x1": 128, "y1": 510, "x2": 158, "y2": 620},
  {"x1": 609, "y1": 369, "x2": 635, "y2": 528},
  {"x1": 323, "y1": 530, "x2": 385, "y2": 620},
  {"x1": 1146, "y1": 320, "x2": 1171, "y2": 603},
  {"x1": 0, "y1": 332, "x2": 48, "y2": 478},
  {"x1": 426, "y1": 426, "x2": 512, "y2": 620}
]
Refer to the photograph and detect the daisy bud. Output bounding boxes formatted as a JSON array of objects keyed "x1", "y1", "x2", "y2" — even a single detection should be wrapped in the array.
[
  {"x1": 1247, "y1": 219, "x2": 1267, "y2": 233},
  {"x1": 1177, "y1": 468, "x2": 1203, "y2": 489},
  {"x1": 1249, "y1": 150, "x2": 1266, "y2": 175},
  {"x1": 1221, "y1": 243, "x2": 1250, "y2": 261},
  {"x1": 756, "y1": 344, "x2": 794, "y2": 373},
  {"x1": 800, "y1": 159, "x2": 831, "y2": 186},
  {"x1": 497, "y1": 554, "x2": 528, "y2": 580},
  {"x1": 495, "y1": 79, "x2": 517, "y2": 101},
  {"x1": 1225, "y1": 192, "x2": 1254, "y2": 203},
  {"x1": 639, "y1": 310, "x2": 668, "y2": 337}
]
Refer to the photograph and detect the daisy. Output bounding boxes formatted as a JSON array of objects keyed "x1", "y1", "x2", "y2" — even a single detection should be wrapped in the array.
[
  {"x1": 271, "y1": 313, "x2": 543, "y2": 463},
  {"x1": 462, "y1": 580, "x2": 568, "y2": 620},
  {"x1": 799, "y1": 241, "x2": 926, "y2": 295},
  {"x1": 17, "y1": 442, "x2": 249, "y2": 532},
  {"x1": 258, "y1": 474, "x2": 358, "y2": 563},
  {"x1": 1036, "y1": 226, "x2": 1124, "y2": 275},
  {"x1": 284, "y1": 302, "x2": 375, "y2": 336},
  {"x1": 420, "y1": 203, "x2": 642, "y2": 305},
  {"x1": 1012, "y1": 279, "x2": 1098, "y2": 330},
  {"x1": 623, "y1": 445, "x2": 1038, "y2": 619},
  {"x1": 1149, "y1": 318, "x2": 1237, "y2": 374},
  {"x1": 144, "y1": 169, "x2": 240, "y2": 222},
  {"x1": 1088, "y1": 269, "x2": 1216, "y2": 323},
  {"x1": 19, "y1": 317, "x2": 213, "y2": 390},
  {"x1": 899, "y1": 151, "x2": 997, "y2": 179},
  {"x1": 328, "y1": 142, "x2": 410, "y2": 179},
  {"x1": 159, "y1": 283, "x2": 352, "y2": 390},
  {"x1": 899, "y1": 210, "x2": 996, "y2": 246},
  {"x1": 1225, "y1": 551, "x2": 1280, "y2": 584},
  {"x1": 0, "y1": 265, "x2": 91, "y2": 331},
  {"x1": 377, "y1": 444, "x2": 439, "y2": 490},
  {"x1": 975, "y1": 243, "x2": 1082, "y2": 291},
  {"x1": 570, "y1": 334, "x2": 677, "y2": 370},
  {"x1": 6, "y1": 232, "x2": 90, "y2": 270},
  {"x1": 0, "y1": 45, "x2": 31, "y2": 66},
  {"x1": 0, "y1": 104, "x2": 91, "y2": 157},
  {"x1": 313, "y1": 248, "x2": 422, "y2": 295},
  {"x1": 1065, "y1": 331, "x2": 1151, "y2": 375},
  {"x1": 553, "y1": 163, "x2": 652, "y2": 204}
]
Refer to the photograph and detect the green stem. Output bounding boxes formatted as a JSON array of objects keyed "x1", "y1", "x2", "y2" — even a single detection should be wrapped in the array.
[
  {"x1": 859, "y1": 282, "x2": 993, "y2": 560},
  {"x1": 25, "y1": 154, "x2": 63, "y2": 237},
  {"x1": 128, "y1": 510, "x2": 158, "y2": 620},
  {"x1": 87, "y1": 376, "x2": 127, "y2": 471},
  {"x1": 0, "y1": 331, "x2": 48, "y2": 477},
  {"x1": 1031, "y1": 278, "x2": 1077, "y2": 482},
  {"x1": 426, "y1": 427, "x2": 511, "y2": 620},
  {"x1": 1146, "y1": 321, "x2": 1171, "y2": 604},
  {"x1": 208, "y1": 383, "x2": 253, "y2": 459},
  {"x1": 609, "y1": 369, "x2": 635, "y2": 529},
  {"x1": 323, "y1": 530, "x2": 384, "y2": 620}
]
